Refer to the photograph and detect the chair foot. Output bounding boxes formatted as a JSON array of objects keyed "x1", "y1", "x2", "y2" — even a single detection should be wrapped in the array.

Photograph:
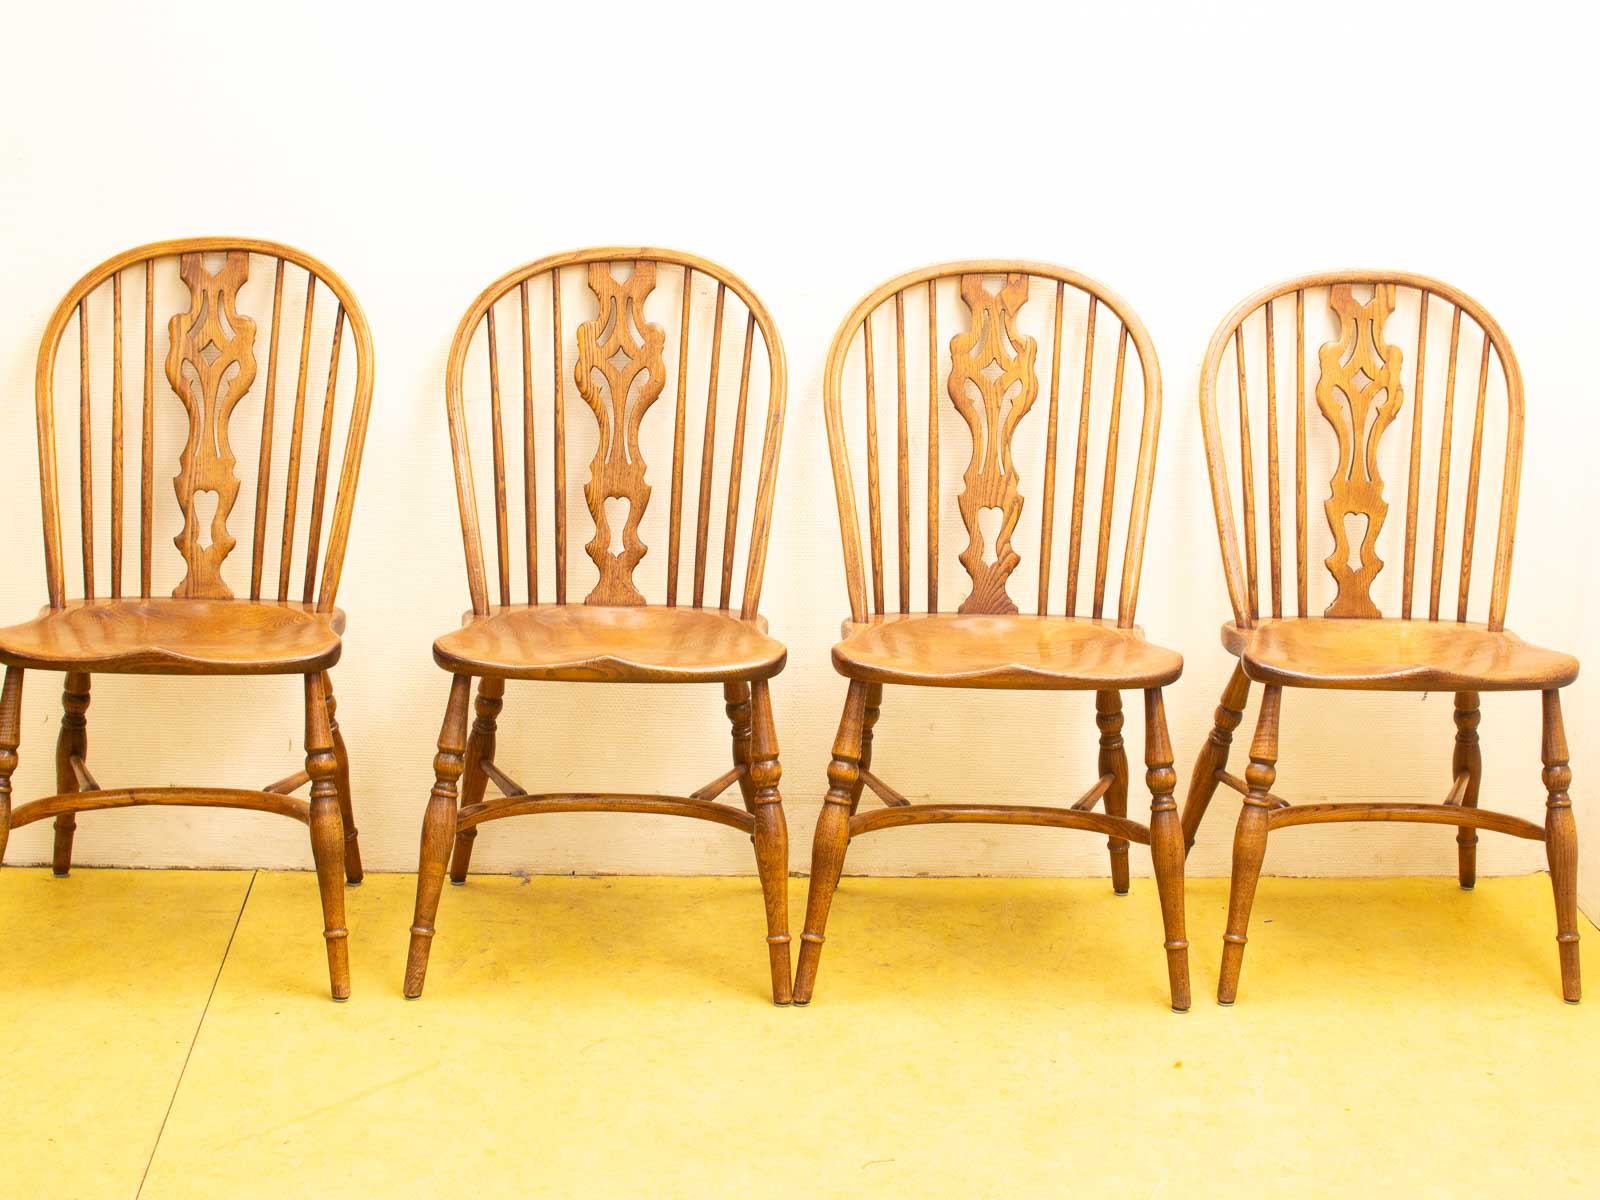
[{"x1": 404, "y1": 675, "x2": 471, "y2": 1000}]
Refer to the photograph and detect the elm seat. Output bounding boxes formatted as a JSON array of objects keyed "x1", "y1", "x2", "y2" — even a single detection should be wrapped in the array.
[
  {"x1": 832, "y1": 614, "x2": 1183, "y2": 689},
  {"x1": 0, "y1": 599, "x2": 346, "y2": 675},
  {"x1": 1222, "y1": 618, "x2": 1579, "y2": 692},
  {"x1": 432, "y1": 604, "x2": 786, "y2": 683}
]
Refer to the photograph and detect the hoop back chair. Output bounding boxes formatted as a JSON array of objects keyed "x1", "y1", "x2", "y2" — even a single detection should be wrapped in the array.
[
  {"x1": 0, "y1": 238, "x2": 375, "y2": 999},
  {"x1": 405, "y1": 247, "x2": 792, "y2": 1003},
  {"x1": 1184, "y1": 271, "x2": 1580, "y2": 1004},
  {"x1": 795, "y1": 261, "x2": 1189, "y2": 1010}
]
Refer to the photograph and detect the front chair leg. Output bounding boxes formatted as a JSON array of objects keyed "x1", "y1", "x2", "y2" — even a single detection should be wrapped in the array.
[
  {"x1": 793, "y1": 680, "x2": 870, "y2": 1005},
  {"x1": 1218, "y1": 684, "x2": 1282, "y2": 1005},
  {"x1": 748, "y1": 679, "x2": 792, "y2": 1004},
  {"x1": 1453, "y1": 691, "x2": 1482, "y2": 889},
  {"x1": 304, "y1": 674, "x2": 350, "y2": 1001},
  {"x1": 1542, "y1": 689, "x2": 1580, "y2": 1003},
  {"x1": 1097, "y1": 690, "x2": 1130, "y2": 895},
  {"x1": 0, "y1": 667, "x2": 24, "y2": 866},
  {"x1": 449, "y1": 677, "x2": 504, "y2": 885},
  {"x1": 51, "y1": 672, "x2": 90, "y2": 876},
  {"x1": 405, "y1": 674, "x2": 471, "y2": 999},
  {"x1": 1145, "y1": 688, "x2": 1190, "y2": 1011},
  {"x1": 323, "y1": 673, "x2": 364, "y2": 886},
  {"x1": 1181, "y1": 663, "x2": 1250, "y2": 854}
]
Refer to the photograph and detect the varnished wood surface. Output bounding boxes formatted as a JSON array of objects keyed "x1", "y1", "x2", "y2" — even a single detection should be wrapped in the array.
[
  {"x1": 9, "y1": 786, "x2": 311, "y2": 829},
  {"x1": 834, "y1": 614, "x2": 1181, "y2": 690},
  {"x1": 432, "y1": 605, "x2": 785, "y2": 683},
  {"x1": 1220, "y1": 618, "x2": 1578, "y2": 691},
  {"x1": 0, "y1": 600, "x2": 345, "y2": 674}
]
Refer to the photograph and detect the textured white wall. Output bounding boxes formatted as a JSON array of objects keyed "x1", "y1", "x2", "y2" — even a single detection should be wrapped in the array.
[{"x1": 0, "y1": 2, "x2": 1593, "y2": 920}]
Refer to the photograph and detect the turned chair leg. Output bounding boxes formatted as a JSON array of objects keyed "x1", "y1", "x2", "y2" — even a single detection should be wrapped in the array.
[
  {"x1": 748, "y1": 680, "x2": 793, "y2": 1004},
  {"x1": 1542, "y1": 689, "x2": 1580, "y2": 1003},
  {"x1": 449, "y1": 677, "x2": 504, "y2": 885},
  {"x1": 1218, "y1": 684, "x2": 1282, "y2": 1005},
  {"x1": 724, "y1": 681, "x2": 757, "y2": 811},
  {"x1": 793, "y1": 680, "x2": 870, "y2": 1005},
  {"x1": 304, "y1": 674, "x2": 350, "y2": 1001},
  {"x1": 847, "y1": 684, "x2": 882, "y2": 818},
  {"x1": 1453, "y1": 691, "x2": 1482, "y2": 889},
  {"x1": 1145, "y1": 688, "x2": 1190, "y2": 1011},
  {"x1": 1181, "y1": 663, "x2": 1250, "y2": 855},
  {"x1": 0, "y1": 667, "x2": 23, "y2": 866},
  {"x1": 1097, "y1": 690, "x2": 1131, "y2": 895},
  {"x1": 323, "y1": 673, "x2": 364, "y2": 886},
  {"x1": 51, "y1": 672, "x2": 90, "y2": 876},
  {"x1": 405, "y1": 675, "x2": 471, "y2": 999}
]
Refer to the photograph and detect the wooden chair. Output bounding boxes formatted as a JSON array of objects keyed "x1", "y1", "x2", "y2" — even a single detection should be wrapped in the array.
[
  {"x1": 1184, "y1": 271, "x2": 1580, "y2": 1004},
  {"x1": 794, "y1": 262, "x2": 1190, "y2": 1011},
  {"x1": 404, "y1": 248, "x2": 792, "y2": 1003},
  {"x1": 0, "y1": 238, "x2": 374, "y2": 1000}
]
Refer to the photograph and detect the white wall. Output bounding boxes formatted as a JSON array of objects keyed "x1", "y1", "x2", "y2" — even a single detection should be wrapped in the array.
[{"x1": 1, "y1": 1, "x2": 1594, "y2": 919}]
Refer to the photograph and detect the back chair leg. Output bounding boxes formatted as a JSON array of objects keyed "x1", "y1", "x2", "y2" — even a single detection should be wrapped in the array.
[
  {"x1": 1181, "y1": 663, "x2": 1250, "y2": 854},
  {"x1": 1541, "y1": 689, "x2": 1580, "y2": 1003},
  {"x1": 1145, "y1": 688, "x2": 1190, "y2": 1011},
  {"x1": 1097, "y1": 690, "x2": 1131, "y2": 895},
  {"x1": 51, "y1": 672, "x2": 90, "y2": 876},
  {"x1": 303, "y1": 673, "x2": 350, "y2": 1001},
  {"x1": 748, "y1": 680, "x2": 792, "y2": 1005},
  {"x1": 0, "y1": 667, "x2": 23, "y2": 865},
  {"x1": 405, "y1": 674, "x2": 471, "y2": 999},
  {"x1": 1453, "y1": 691, "x2": 1482, "y2": 889},
  {"x1": 449, "y1": 677, "x2": 505, "y2": 885},
  {"x1": 847, "y1": 684, "x2": 882, "y2": 818},
  {"x1": 1218, "y1": 683, "x2": 1282, "y2": 1005},
  {"x1": 724, "y1": 681, "x2": 758, "y2": 810},
  {"x1": 793, "y1": 680, "x2": 870, "y2": 1005},
  {"x1": 323, "y1": 673, "x2": 364, "y2": 886}
]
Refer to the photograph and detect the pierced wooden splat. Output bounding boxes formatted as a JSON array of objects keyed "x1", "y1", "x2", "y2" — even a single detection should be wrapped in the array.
[
  {"x1": 575, "y1": 262, "x2": 667, "y2": 605},
  {"x1": 166, "y1": 252, "x2": 258, "y2": 598},
  {"x1": 949, "y1": 273, "x2": 1039, "y2": 614},
  {"x1": 1316, "y1": 283, "x2": 1404, "y2": 618}
]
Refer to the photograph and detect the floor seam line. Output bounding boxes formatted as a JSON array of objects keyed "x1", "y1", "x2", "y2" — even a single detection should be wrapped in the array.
[{"x1": 134, "y1": 868, "x2": 257, "y2": 1200}]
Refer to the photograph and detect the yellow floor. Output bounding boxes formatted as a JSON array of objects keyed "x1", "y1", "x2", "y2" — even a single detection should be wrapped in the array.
[{"x1": 1, "y1": 870, "x2": 1595, "y2": 1198}]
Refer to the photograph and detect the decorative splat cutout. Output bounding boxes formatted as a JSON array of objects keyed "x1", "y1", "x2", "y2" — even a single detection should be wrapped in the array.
[
  {"x1": 1317, "y1": 283, "x2": 1404, "y2": 617},
  {"x1": 166, "y1": 252, "x2": 257, "y2": 598},
  {"x1": 575, "y1": 262, "x2": 666, "y2": 604},
  {"x1": 949, "y1": 274, "x2": 1038, "y2": 613}
]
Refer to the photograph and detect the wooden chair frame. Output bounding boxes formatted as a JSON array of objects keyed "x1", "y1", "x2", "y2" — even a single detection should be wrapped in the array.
[
  {"x1": 404, "y1": 247, "x2": 793, "y2": 1004},
  {"x1": 795, "y1": 261, "x2": 1190, "y2": 1011},
  {"x1": 1183, "y1": 269, "x2": 1580, "y2": 1004},
  {"x1": 0, "y1": 238, "x2": 375, "y2": 1000}
]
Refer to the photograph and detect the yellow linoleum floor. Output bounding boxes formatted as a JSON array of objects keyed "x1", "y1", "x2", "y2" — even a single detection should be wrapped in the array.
[{"x1": 1, "y1": 869, "x2": 1595, "y2": 1198}]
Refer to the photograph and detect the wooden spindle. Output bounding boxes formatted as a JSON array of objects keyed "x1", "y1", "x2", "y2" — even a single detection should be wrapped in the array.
[
  {"x1": 486, "y1": 305, "x2": 510, "y2": 607},
  {"x1": 520, "y1": 279, "x2": 537, "y2": 603},
  {"x1": 1234, "y1": 325, "x2": 1257, "y2": 621},
  {"x1": 1401, "y1": 291, "x2": 1430, "y2": 618},
  {"x1": 551, "y1": 269, "x2": 567, "y2": 604},
  {"x1": 279, "y1": 274, "x2": 317, "y2": 601},
  {"x1": 667, "y1": 270, "x2": 692, "y2": 605},
  {"x1": 1457, "y1": 330, "x2": 1491, "y2": 621},
  {"x1": 110, "y1": 272, "x2": 124, "y2": 598},
  {"x1": 926, "y1": 278, "x2": 939, "y2": 612},
  {"x1": 251, "y1": 259, "x2": 286, "y2": 600},
  {"x1": 863, "y1": 312, "x2": 883, "y2": 614},
  {"x1": 1092, "y1": 324, "x2": 1128, "y2": 619},
  {"x1": 301, "y1": 306, "x2": 344, "y2": 603},
  {"x1": 78, "y1": 296, "x2": 94, "y2": 599},
  {"x1": 894, "y1": 290, "x2": 909, "y2": 613},
  {"x1": 692, "y1": 282, "x2": 725, "y2": 608},
  {"x1": 1038, "y1": 281, "x2": 1065, "y2": 615},
  {"x1": 1264, "y1": 299, "x2": 1281, "y2": 618},
  {"x1": 719, "y1": 312, "x2": 756, "y2": 610},
  {"x1": 1294, "y1": 289, "x2": 1307, "y2": 617},
  {"x1": 1065, "y1": 294, "x2": 1098, "y2": 615},
  {"x1": 141, "y1": 261, "x2": 154, "y2": 598},
  {"x1": 1429, "y1": 305, "x2": 1462, "y2": 620}
]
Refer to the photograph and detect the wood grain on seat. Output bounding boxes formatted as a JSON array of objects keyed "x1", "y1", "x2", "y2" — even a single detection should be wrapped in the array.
[
  {"x1": 1222, "y1": 618, "x2": 1578, "y2": 692},
  {"x1": 433, "y1": 605, "x2": 784, "y2": 683},
  {"x1": 834, "y1": 614, "x2": 1181, "y2": 689}
]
